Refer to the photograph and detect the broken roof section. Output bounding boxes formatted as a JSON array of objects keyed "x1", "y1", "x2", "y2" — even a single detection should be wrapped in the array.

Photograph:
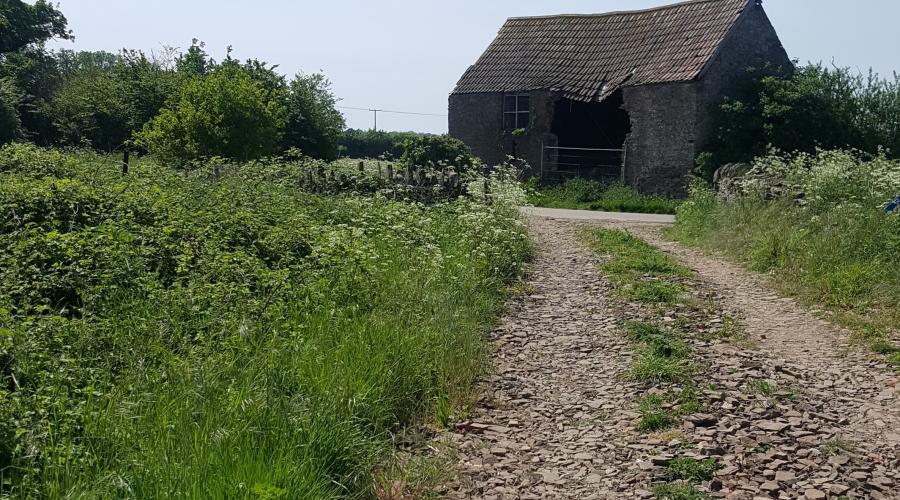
[{"x1": 453, "y1": 0, "x2": 754, "y2": 102}]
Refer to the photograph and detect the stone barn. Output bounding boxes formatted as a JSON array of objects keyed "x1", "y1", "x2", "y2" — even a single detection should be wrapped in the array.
[{"x1": 448, "y1": 0, "x2": 790, "y2": 195}]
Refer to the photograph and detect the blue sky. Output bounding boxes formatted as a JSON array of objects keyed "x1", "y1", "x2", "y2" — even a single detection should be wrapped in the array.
[{"x1": 50, "y1": 0, "x2": 899, "y2": 134}]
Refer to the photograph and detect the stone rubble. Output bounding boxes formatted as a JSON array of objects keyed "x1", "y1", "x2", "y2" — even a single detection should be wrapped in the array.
[{"x1": 444, "y1": 217, "x2": 900, "y2": 500}]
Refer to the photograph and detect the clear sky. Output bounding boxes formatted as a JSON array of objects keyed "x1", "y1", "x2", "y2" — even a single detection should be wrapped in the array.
[{"x1": 49, "y1": 0, "x2": 899, "y2": 134}]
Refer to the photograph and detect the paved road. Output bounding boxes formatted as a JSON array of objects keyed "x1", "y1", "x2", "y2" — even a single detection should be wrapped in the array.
[{"x1": 522, "y1": 206, "x2": 675, "y2": 224}]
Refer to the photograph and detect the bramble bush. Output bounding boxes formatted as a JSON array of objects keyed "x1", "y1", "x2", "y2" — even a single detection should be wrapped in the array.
[
  {"x1": 673, "y1": 150, "x2": 900, "y2": 365},
  {"x1": 0, "y1": 143, "x2": 530, "y2": 497}
]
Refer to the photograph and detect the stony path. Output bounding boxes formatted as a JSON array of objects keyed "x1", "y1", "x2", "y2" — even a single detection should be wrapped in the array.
[
  {"x1": 448, "y1": 217, "x2": 653, "y2": 499},
  {"x1": 619, "y1": 222, "x2": 900, "y2": 449},
  {"x1": 446, "y1": 215, "x2": 900, "y2": 500}
]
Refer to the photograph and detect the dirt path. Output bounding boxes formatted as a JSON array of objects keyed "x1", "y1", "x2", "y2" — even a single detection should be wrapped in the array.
[
  {"x1": 619, "y1": 223, "x2": 900, "y2": 448},
  {"x1": 447, "y1": 215, "x2": 899, "y2": 499}
]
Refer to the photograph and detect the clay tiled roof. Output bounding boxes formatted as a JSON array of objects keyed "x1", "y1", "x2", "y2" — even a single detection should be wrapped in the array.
[{"x1": 453, "y1": 0, "x2": 753, "y2": 101}]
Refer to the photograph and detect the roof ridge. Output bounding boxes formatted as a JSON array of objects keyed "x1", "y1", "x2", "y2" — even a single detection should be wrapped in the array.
[{"x1": 506, "y1": 0, "x2": 750, "y2": 22}]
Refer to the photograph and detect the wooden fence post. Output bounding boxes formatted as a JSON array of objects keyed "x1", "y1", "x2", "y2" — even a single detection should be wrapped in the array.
[{"x1": 122, "y1": 150, "x2": 130, "y2": 176}]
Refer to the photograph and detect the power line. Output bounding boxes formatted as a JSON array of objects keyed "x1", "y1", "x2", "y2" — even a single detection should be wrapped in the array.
[
  {"x1": 337, "y1": 105, "x2": 446, "y2": 131},
  {"x1": 337, "y1": 106, "x2": 447, "y2": 117}
]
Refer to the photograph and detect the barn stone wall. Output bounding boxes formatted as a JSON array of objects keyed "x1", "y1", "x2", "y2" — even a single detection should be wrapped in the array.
[
  {"x1": 622, "y1": 82, "x2": 700, "y2": 196},
  {"x1": 620, "y1": 1, "x2": 791, "y2": 196},
  {"x1": 449, "y1": 90, "x2": 556, "y2": 174}
]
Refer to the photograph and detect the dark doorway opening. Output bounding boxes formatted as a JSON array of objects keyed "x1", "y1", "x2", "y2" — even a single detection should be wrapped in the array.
[{"x1": 545, "y1": 90, "x2": 631, "y2": 181}]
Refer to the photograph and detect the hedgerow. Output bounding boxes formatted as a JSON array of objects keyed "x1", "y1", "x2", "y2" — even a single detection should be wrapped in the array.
[{"x1": 0, "y1": 144, "x2": 530, "y2": 497}]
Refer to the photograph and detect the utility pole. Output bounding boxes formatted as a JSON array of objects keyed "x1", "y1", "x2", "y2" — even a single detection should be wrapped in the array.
[{"x1": 369, "y1": 109, "x2": 382, "y2": 131}]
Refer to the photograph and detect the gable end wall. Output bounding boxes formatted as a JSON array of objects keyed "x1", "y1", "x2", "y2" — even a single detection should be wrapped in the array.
[
  {"x1": 621, "y1": 1, "x2": 791, "y2": 196},
  {"x1": 696, "y1": 1, "x2": 793, "y2": 152}
]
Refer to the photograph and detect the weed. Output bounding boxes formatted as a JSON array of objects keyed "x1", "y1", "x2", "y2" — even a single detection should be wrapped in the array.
[
  {"x1": 821, "y1": 439, "x2": 855, "y2": 458},
  {"x1": 749, "y1": 379, "x2": 776, "y2": 397},
  {"x1": 507, "y1": 280, "x2": 538, "y2": 297},
  {"x1": 667, "y1": 458, "x2": 720, "y2": 482},
  {"x1": 625, "y1": 322, "x2": 689, "y2": 358},
  {"x1": 655, "y1": 430, "x2": 687, "y2": 443},
  {"x1": 890, "y1": 352, "x2": 900, "y2": 368},
  {"x1": 871, "y1": 340, "x2": 900, "y2": 354},
  {"x1": 0, "y1": 148, "x2": 530, "y2": 497},
  {"x1": 675, "y1": 385, "x2": 702, "y2": 415},
  {"x1": 629, "y1": 280, "x2": 685, "y2": 304},
  {"x1": 654, "y1": 482, "x2": 708, "y2": 500},
  {"x1": 706, "y1": 315, "x2": 746, "y2": 341},
  {"x1": 670, "y1": 152, "x2": 900, "y2": 364},
  {"x1": 631, "y1": 353, "x2": 691, "y2": 383},
  {"x1": 637, "y1": 394, "x2": 675, "y2": 432}
]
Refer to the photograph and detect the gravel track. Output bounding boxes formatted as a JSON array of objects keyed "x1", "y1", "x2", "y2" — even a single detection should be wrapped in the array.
[{"x1": 446, "y1": 215, "x2": 899, "y2": 500}]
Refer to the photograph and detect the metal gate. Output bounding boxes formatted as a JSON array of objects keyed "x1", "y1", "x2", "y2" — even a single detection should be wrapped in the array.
[{"x1": 540, "y1": 145, "x2": 625, "y2": 183}]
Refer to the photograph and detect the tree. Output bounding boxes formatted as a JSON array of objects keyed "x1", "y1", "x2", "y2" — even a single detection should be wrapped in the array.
[
  {"x1": 0, "y1": 77, "x2": 22, "y2": 144},
  {"x1": 282, "y1": 73, "x2": 345, "y2": 160},
  {"x1": 176, "y1": 39, "x2": 213, "y2": 77},
  {"x1": 700, "y1": 63, "x2": 900, "y2": 178},
  {"x1": 401, "y1": 134, "x2": 477, "y2": 170},
  {"x1": 0, "y1": 47, "x2": 63, "y2": 144},
  {"x1": 0, "y1": 0, "x2": 72, "y2": 55},
  {"x1": 137, "y1": 65, "x2": 286, "y2": 165},
  {"x1": 48, "y1": 50, "x2": 179, "y2": 151}
]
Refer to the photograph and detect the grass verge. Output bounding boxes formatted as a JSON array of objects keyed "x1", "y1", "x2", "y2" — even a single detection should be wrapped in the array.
[
  {"x1": 670, "y1": 151, "x2": 900, "y2": 368},
  {"x1": 527, "y1": 178, "x2": 680, "y2": 214}
]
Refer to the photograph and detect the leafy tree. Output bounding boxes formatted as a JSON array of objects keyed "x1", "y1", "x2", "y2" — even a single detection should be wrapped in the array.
[
  {"x1": 339, "y1": 129, "x2": 422, "y2": 159},
  {"x1": 0, "y1": 0, "x2": 72, "y2": 54},
  {"x1": 0, "y1": 47, "x2": 63, "y2": 144},
  {"x1": 237, "y1": 58, "x2": 287, "y2": 102},
  {"x1": 176, "y1": 39, "x2": 213, "y2": 77},
  {"x1": 0, "y1": 76, "x2": 22, "y2": 144},
  {"x1": 50, "y1": 70, "x2": 130, "y2": 150},
  {"x1": 701, "y1": 63, "x2": 900, "y2": 178},
  {"x1": 401, "y1": 134, "x2": 477, "y2": 169},
  {"x1": 49, "y1": 50, "x2": 179, "y2": 151},
  {"x1": 137, "y1": 65, "x2": 286, "y2": 165},
  {"x1": 282, "y1": 73, "x2": 345, "y2": 160}
]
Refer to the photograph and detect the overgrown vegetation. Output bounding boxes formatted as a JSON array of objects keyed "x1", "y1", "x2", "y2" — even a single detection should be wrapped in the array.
[
  {"x1": 528, "y1": 178, "x2": 680, "y2": 214},
  {"x1": 0, "y1": 144, "x2": 530, "y2": 497},
  {"x1": 674, "y1": 150, "x2": 900, "y2": 367},
  {"x1": 699, "y1": 63, "x2": 900, "y2": 179}
]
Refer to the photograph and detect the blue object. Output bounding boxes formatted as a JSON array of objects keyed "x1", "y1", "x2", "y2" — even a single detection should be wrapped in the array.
[{"x1": 887, "y1": 195, "x2": 900, "y2": 214}]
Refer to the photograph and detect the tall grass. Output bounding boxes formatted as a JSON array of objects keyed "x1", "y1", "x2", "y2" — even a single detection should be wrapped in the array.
[
  {"x1": 0, "y1": 144, "x2": 530, "y2": 497},
  {"x1": 527, "y1": 178, "x2": 680, "y2": 214},
  {"x1": 672, "y1": 150, "x2": 900, "y2": 366}
]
